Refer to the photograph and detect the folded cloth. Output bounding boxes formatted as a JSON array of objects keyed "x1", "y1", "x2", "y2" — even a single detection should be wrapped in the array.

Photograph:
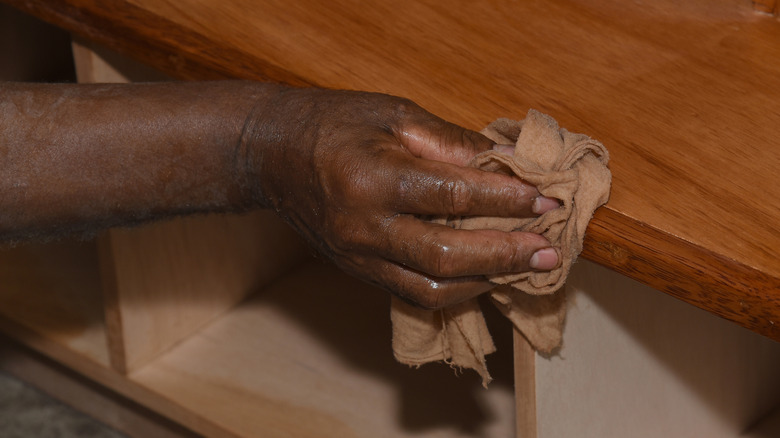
[{"x1": 391, "y1": 109, "x2": 611, "y2": 386}]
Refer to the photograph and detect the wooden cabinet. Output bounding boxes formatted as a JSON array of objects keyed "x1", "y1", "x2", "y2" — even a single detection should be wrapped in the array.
[{"x1": 1, "y1": 0, "x2": 779, "y2": 436}]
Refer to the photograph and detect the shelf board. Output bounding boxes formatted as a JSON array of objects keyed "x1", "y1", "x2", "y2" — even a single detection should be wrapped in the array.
[
  {"x1": 129, "y1": 261, "x2": 516, "y2": 438},
  {"x1": 0, "y1": 238, "x2": 109, "y2": 367}
]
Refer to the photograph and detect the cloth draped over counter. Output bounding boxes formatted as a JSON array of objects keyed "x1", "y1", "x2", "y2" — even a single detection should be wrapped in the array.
[{"x1": 391, "y1": 109, "x2": 612, "y2": 385}]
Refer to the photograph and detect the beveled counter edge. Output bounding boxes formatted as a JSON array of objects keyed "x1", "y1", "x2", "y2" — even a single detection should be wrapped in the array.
[{"x1": 583, "y1": 206, "x2": 780, "y2": 342}]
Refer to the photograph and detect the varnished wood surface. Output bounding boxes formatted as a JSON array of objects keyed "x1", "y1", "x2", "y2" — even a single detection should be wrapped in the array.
[
  {"x1": 3, "y1": 0, "x2": 779, "y2": 340},
  {"x1": 754, "y1": 0, "x2": 778, "y2": 14}
]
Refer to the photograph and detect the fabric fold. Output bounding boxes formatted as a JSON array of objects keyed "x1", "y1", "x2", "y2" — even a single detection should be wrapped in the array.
[{"x1": 390, "y1": 109, "x2": 611, "y2": 386}]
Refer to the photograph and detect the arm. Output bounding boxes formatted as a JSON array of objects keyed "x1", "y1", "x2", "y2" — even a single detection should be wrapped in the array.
[{"x1": 0, "y1": 81, "x2": 558, "y2": 308}]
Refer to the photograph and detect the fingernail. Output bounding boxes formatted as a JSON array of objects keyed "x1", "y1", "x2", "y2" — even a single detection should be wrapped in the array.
[
  {"x1": 492, "y1": 144, "x2": 515, "y2": 156},
  {"x1": 532, "y1": 196, "x2": 560, "y2": 215},
  {"x1": 530, "y1": 247, "x2": 559, "y2": 270}
]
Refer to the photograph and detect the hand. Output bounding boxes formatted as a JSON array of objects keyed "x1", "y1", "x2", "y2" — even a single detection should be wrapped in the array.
[{"x1": 246, "y1": 88, "x2": 559, "y2": 309}]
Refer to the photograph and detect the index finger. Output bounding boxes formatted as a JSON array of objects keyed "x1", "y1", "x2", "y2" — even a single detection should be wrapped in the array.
[
  {"x1": 395, "y1": 112, "x2": 495, "y2": 166},
  {"x1": 381, "y1": 150, "x2": 543, "y2": 218},
  {"x1": 378, "y1": 215, "x2": 557, "y2": 278}
]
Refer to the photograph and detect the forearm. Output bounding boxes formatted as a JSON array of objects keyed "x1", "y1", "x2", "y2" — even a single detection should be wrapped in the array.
[
  {"x1": 0, "y1": 80, "x2": 558, "y2": 306},
  {"x1": 0, "y1": 80, "x2": 281, "y2": 241}
]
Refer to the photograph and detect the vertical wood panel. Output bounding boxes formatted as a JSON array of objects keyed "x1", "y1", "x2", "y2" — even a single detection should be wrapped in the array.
[
  {"x1": 514, "y1": 331, "x2": 537, "y2": 438},
  {"x1": 532, "y1": 261, "x2": 780, "y2": 437},
  {"x1": 72, "y1": 39, "x2": 309, "y2": 373}
]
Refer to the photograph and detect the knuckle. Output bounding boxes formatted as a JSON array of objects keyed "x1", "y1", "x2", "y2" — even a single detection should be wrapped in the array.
[
  {"x1": 424, "y1": 240, "x2": 459, "y2": 277},
  {"x1": 487, "y1": 233, "x2": 532, "y2": 273},
  {"x1": 393, "y1": 169, "x2": 415, "y2": 204},
  {"x1": 324, "y1": 214, "x2": 371, "y2": 254},
  {"x1": 439, "y1": 178, "x2": 473, "y2": 215},
  {"x1": 316, "y1": 151, "x2": 375, "y2": 205},
  {"x1": 497, "y1": 238, "x2": 525, "y2": 271},
  {"x1": 461, "y1": 127, "x2": 492, "y2": 151},
  {"x1": 390, "y1": 96, "x2": 422, "y2": 119},
  {"x1": 337, "y1": 164, "x2": 370, "y2": 200}
]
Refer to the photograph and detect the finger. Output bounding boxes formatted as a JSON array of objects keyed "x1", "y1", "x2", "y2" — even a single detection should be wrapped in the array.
[
  {"x1": 491, "y1": 144, "x2": 562, "y2": 215},
  {"x1": 492, "y1": 143, "x2": 516, "y2": 156},
  {"x1": 371, "y1": 259, "x2": 495, "y2": 309},
  {"x1": 395, "y1": 113, "x2": 495, "y2": 166},
  {"x1": 380, "y1": 215, "x2": 557, "y2": 278},
  {"x1": 383, "y1": 151, "x2": 542, "y2": 217}
]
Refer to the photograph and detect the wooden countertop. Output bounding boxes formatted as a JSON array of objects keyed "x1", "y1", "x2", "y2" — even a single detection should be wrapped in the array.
[{"x1": 5, "y1": 0, "x2": 780, "y2": 341}]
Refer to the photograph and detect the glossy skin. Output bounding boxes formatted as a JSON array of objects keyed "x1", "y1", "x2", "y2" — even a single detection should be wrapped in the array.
[{"x1": 0, "y1": 81, "x2": 558, "y2": 309}]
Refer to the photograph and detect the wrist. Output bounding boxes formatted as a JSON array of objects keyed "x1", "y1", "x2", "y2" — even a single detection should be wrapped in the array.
[{"x1": 235, "y1": 85, "x2": 319, "y2": 212}]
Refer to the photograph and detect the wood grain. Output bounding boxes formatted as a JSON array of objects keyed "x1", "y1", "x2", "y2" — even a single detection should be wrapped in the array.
[
  {"x1": 1, "y1": 253, "x2": 516, "y2": 437},
  {"x1": 753, "y1": 0, "x2": 778, "y2": 14},
  {"x1": 130, "y1": 262, "x2": 516, "y2": 438},
  {"x1": 101, "y1": 212, "x2": 308, "y2": 373},
  {"x1": 513, "y1": 331, "x2": 536, "y2": 438},
  {"x1": 2, "y1": 0, "x2": 779, "y2": 340},
  {"x1": 582, "y1": 207, "x2": 780, "y2": 342}
]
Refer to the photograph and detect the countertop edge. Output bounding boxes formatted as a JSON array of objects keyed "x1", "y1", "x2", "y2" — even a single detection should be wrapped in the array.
[{"x1": 6, "y1": 0, "x2": 779, "y2": 341}]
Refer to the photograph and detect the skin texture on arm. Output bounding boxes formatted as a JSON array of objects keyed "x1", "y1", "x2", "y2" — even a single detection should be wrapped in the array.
[
  {"x1": 0, "y1": 81, "x2": 559, "y2": 308},
  {"x1": 0, "y1": 81, "x2": 267, "y2": 238}
]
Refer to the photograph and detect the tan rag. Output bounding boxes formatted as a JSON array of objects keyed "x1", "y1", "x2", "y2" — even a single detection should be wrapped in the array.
[{"x1": 391, "y1": 109, "x2": 611, "y2": 386}]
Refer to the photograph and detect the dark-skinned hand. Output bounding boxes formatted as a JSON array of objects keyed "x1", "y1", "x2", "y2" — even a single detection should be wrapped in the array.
[
  {"x1": 246, "y1": 88, "x2": 560, "y2": 308},
  {"x1": 0, "y1": 82, "x2": 558, "y2": 309}
]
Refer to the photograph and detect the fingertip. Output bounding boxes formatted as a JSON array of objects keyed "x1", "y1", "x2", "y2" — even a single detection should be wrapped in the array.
[
  {"x1": 532, "y1": 196, "x2": 561, "y2": 215},
  {"x1": 529, "y1": 247, "x2": 560, "y2": 270},
  {"x1": 492, "y1": 143, "x2": 515, "y2": 156}
]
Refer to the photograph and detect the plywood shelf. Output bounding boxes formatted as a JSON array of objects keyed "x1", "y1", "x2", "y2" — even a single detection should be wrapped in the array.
[
  {"x1": 0, "y1": 238, "x2": 109, "y2": 367},
  {"x1": 0, "y1": 252, "x2": 517, "y2": 437},
  {"x1": 128, "y1": 261, "x2": 516, "y2": 438}
]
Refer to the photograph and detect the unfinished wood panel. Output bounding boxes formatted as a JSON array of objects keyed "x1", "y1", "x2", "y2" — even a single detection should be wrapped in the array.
[
  {"x1": 0, "y1": 321, "x2": 233, "y2": 438},
  {"x1": 514, "y1": 332, "x2": 536, "y2": 438},
  {"x1": 0, "y1": 239, "x2": 108, "y2": 367},
  {"x1": 0, "y1": 338, "x2": 199, "y2": 438},
  {"x1": 71, "y1": 40, "x2": 310, "y2": 373},
  {"x1": 71, "y1": 36, "x2": 169, "y2": 83},
  {"x1": 130, "y1": 262, "x2": 516, "y2": 438},
  {"x1": 0, "y1": 245, "x2": 514, "y2": 438},
  {"x1": 525, "y1": 260, "x2": 780, "y2": 437},
  {"x1": 101, "y1": 212, "x2": 308, "y2": 373},
  {"x1": 11, "y1": 0, "x2": 780, "y2": 344}
]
